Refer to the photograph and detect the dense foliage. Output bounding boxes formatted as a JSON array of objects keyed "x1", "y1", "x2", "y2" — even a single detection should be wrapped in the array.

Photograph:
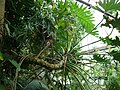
[{"x1": 0, "y1": 0, "x2": 120, "y2": 90}]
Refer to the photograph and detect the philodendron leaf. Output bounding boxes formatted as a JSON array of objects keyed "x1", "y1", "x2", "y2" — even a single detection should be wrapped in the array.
[
  {"x1": 93, "y1": 54, "x2": 108, "y2": 63},
  {"x1": 69, "y1": 2, "x2": 96, "y2": 35},
  {"x1": 98, "y1": 0, "x2": 120, "y2": 11},
  {"x1": 110, "y1": 50, "x2": 120, "y2": 62}
]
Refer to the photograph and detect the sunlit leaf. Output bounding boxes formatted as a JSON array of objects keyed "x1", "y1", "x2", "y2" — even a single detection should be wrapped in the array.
[{"x1": 70, "y1": 3, "x2": 95, "y2": 35}]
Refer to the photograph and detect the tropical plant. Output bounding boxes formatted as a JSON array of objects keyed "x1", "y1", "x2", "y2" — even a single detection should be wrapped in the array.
[{"x1": 0, "y1": 0, "x2": 120, "y2": 90}]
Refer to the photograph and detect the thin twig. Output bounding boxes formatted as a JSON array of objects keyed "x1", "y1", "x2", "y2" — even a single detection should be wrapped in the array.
[
  {"x1": 80, "y1": 18, "x2": 104, "y2": 42},
  {"x1": 80, "y1": 46, "x2": 112, "y2": 54},
  {"x1": 107, "y1": 28, "x2": 114, "y2": 37},
  {"x1": 36, "y1": 42, "x2": 50, "y2": 59},
  {"x1": 80, "y1": 39, "x2": 101, "y2": 49},
  {"x1": 80, "y1": 27, "x2": 114, "y2": 50},
  {"x1": 71, "y1": 18, "x2": 104, "y2": 52},
  {"x1": 13, "y1": 54, "x2": 31, "y2": 90}
]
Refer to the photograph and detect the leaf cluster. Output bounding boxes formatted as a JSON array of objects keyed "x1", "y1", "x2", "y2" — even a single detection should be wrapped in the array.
[{"x1": 1, "y1": 0, "x2": 96, "y2": 89}]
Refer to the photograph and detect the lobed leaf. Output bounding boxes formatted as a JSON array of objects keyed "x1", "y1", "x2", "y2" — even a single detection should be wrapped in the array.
[{"x1": 98, "y1": 0, "x2": 120, "y2": 11}]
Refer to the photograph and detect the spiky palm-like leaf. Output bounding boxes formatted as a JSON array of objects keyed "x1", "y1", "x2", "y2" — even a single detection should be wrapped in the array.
[{"x1": 66, "y1": 62, "x2": 92, "y2": 90}]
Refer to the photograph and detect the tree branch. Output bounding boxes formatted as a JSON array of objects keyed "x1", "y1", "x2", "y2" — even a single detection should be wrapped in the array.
[
  {"x1": 20, "y1": 55, "x2": 64, "y2": 70},
  {"x1": 35, "y1": 58, "x2": 64, "y2": 69},
  {"x1": 10, "y1": 50, "x2": 64, "y2": 70}
]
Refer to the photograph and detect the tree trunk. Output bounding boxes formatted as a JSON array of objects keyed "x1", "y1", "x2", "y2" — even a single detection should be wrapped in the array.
[{"x1": 0, "y1": 0, "x2": 5, "y2": 50}]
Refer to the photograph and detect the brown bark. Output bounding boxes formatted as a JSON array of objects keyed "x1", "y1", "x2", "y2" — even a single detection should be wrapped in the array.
[
  {"x1": 11, "y1": 52, "x2": 64, "y2": 70},
  {"x1": 0, "y1": 0, "x2": 5, "y2": 50},
  {"x1": 25, "y1": 56, "x2": 64, "y2": 70}
]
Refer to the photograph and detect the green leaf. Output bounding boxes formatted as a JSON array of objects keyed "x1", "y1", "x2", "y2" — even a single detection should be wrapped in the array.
[
  {"x1": 0, "y1": 52, "x2": 4, "y2": 61},
  {"x1": 67, "y1": 62, "x2": 92, "y2": 90},
  {"x1": 110, "y1": 50, "x2": 120, "y2": 62},
  {"x1": 100, "y1": 37, "x2": 112, "y2": 45},
  {"x1": 98, "y1": 0, "x2": 120, "y2": 11},
  {"x1": 5, "y1": 24, "x2": 11, "y2": 36},
  {"x1": 93, "y1": 54, "x2": 108, "y2": 63},
  {"x1": 110, "y1": 36, "x2": 120, "y2": 46},
  {"x1": 9, "y1": 59, "x2": 20, "y2": 70},
  {"x1": 24, "y1": 80, "x2": 49, "y2": 90},
  {"x1": 102, "y1": 15, "x2": 120, "y2": 31},
  {"x1": 0, "y1": 84, "x2": 5, "y2": 90},
  {"x1": 103, "y1": 36, "x2": 120, "y2": 46},
  {"x1": 66, "y1": 66, "x2": 86, "y2": 90},
  {"x1": 69, "y1": 3, "x2": 95, "y2": 35}
]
